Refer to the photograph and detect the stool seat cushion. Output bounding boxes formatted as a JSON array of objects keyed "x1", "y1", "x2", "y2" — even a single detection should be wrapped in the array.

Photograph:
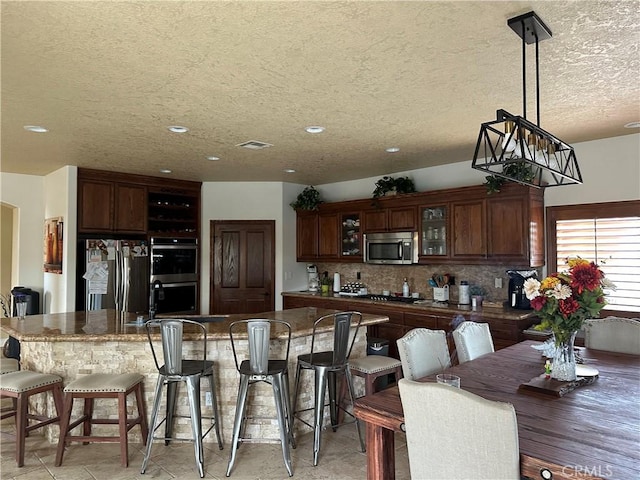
[
  {"x1": 64, "y1": 373, "x2": 144, "y2": 393},
  {"x1": 349, "y1": 355, "x2": 402, "y2": 374},
  {"x1": 0, "y1": 370, "x2": 62, "y2": 393},
  {"x1": 0, "y1": 357, "x2": 20, "y2": 374}
]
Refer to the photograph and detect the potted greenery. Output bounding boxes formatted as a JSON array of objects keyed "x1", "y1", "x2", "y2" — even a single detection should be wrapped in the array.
[
  {"x1": 470, "y1": 285, "x2": 486, "y2": 306},
  {"x1": 290, "y1": 185, "x2": 323, "y2": 210},
  {"x1": 483, "y1": 163, "x2": 536, "y2": 194},
  {"x1": 320, "y1": 272, "x2": 331, "y2": 294},
  {"x1": 372, "y1": 176, "x2": 417, "y2": 198}
]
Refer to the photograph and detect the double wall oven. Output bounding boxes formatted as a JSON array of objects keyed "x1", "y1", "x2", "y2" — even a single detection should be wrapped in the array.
[{"x1": 150, "y1": 237, "x2": 198, "y2": 314}]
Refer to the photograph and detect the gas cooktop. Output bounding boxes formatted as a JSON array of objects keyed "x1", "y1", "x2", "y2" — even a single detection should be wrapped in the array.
[{"x1": 362, "y1": 294, "x2": 421, "y2": 304}]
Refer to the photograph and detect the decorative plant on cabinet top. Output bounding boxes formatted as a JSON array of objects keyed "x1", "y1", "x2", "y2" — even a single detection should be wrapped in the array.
[
  {"x1": 372, "y1": 176, "x2": 417, "y2": 198},
  {"x1": 290, "y1": 185, "x2": 323, "y2": 211}
]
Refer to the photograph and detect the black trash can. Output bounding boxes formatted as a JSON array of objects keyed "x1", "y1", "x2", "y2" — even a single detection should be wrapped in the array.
[
  {"x1": 366, "y1": 337, "x2": 393, "y2": 388},
  {"x1": 3, "y1": 287, "x2": 41, "y2": 360},
  {"x1": 367, "y1": 337, "x2": 390, "y2": 356}
]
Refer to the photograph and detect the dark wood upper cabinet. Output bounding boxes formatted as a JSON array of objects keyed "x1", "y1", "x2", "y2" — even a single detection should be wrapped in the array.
[
  {"x1": 114, "y1": 184, "x2": 147, "y2": 233},
  {"x1": 318, "y1": 213, "x2": 340, "y2": 258},
  {"x1": 487, "y1": 188, "x2": 544, "y2": 266},
  {"x1": 388, "y1": 206, "x2": 417, "y2": 231},
  {"x1": 296, "y1": 212, "x2": 319, "y2": 261},
  {"x1": 363, "y1": 205, "x2": 417, "y2": 232},
  {"x1": 294, "y1": 183, "x2": 544, "y2": 266},
  {"x1": 77, "y1": 168, "x2": 201, "y2": 237},
  {"x1": 451, "y1": 199, "x2": 486, "y2": 259},
  {"x1": 448, "y1": 185, "x2": 544, "y2": 266},
  {"x1": 363, "y1": 209, "x2": 387, "y2": 232},
  {"x1": 78, "y1": 179, "x2": 115, "y2": 232}
]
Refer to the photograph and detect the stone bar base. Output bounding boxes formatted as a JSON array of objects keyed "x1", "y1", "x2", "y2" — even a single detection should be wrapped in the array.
[{"x1": 20, "y1": 329, "x2": 367, "y2": 444}]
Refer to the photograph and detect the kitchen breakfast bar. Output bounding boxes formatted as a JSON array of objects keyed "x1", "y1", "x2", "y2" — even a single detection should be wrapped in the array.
[{"x1": 0, "y1": 307, "x2": 389, "y2": 444}]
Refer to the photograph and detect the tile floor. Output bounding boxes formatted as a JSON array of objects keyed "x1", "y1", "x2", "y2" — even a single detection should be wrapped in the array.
[{"x1": 1, "y1": 416, "x2": 411, "y2": 480}]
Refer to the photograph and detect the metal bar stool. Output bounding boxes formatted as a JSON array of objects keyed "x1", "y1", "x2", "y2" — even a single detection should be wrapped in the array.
[
  {"x1": 141, "y1": 318, "x2": 223, "y2": 478},
  {"x1": 55, "y1": 373, "x2": 148, "y2": 467},
  {"x1": 226, "y1": 319, "x2": 295, "y2": 477},
  {"x1": 0, "y1": 370, "x2": 64, "y2": 466},
  {"x1": 292, "y1": 311, "x2": 365, "y2": 466}
]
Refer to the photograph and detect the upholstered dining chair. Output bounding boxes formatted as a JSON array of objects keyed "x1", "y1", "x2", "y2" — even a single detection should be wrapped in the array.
[
  {"x1": 583, "y1": 317, "x2": 640, "y2": 354},
  {"x1": 452, "y1": 321, "x2": 495, "y2": 364},
  {"x1": 396, "y1": 328, "x2": 451, "y2": 381},
  {"x1": 398, "y1": 379, "x2": 520, "y2": 479}
]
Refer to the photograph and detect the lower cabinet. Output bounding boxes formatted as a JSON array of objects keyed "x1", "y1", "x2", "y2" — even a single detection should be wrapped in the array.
[{"x1": 282, "y1": 294, "x2": 538, "y2": 361}]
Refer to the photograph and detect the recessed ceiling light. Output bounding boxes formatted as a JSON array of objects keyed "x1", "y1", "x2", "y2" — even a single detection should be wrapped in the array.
[
  {"x1": 624, "y1": 121, "x2": 640, "y2": 129},
  {"x1": 159, "y1": 169, "x2": 172, "y2": 174},
  {"x1": 24, "y1": 125, "x2": 48, "y2": 133},
  {"x1": 386, "y1": 147, "x2": 400, "y2": 153},
  {"x1": 305, "y1": 126, "x2": 325, "y2": 134},
  {"x1": 206, "y1": 156, "x2": 220, "y2": 161},
  {"x1": 284, "y1": 169, "x2": 296, "y2": 173},
  {"x1": 167, "y1": 126, "x2": 189, "y2": 133}
]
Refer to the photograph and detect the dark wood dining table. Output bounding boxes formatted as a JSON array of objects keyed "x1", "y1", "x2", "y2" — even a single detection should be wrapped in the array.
[{"x1": 353, "y1": 340, "x2": 640, "y2": 480}]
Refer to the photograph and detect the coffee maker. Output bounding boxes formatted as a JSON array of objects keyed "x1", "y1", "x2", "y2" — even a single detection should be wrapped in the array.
[
  {"x1": 507, "y1": 270, "x2": 537, "y2": 309},
  {"x1": 307, "y1": 264, "x2": 319, "y2": 292}
]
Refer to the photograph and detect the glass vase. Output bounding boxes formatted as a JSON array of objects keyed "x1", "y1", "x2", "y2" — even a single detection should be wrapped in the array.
[{"x1": 551, "y1": 330, "x2": 578, "y2": 381}]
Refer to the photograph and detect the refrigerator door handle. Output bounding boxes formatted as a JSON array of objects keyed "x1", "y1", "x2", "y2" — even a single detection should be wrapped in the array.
[
  {"x1": 115, "y1": 246, "x2": 122, "y2": 312},
  {"x1": 121, "y1": 252, "x2": 130, "y2": 313}
]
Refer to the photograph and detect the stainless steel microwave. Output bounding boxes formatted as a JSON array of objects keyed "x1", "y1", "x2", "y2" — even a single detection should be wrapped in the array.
[{"x1": 363, "y1": 232, "x2": 418, "y2": 265}]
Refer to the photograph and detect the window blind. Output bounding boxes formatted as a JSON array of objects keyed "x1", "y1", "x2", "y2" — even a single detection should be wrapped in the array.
[{"x1": 556, "y1": 216, "x2": 640, "y2": 312}]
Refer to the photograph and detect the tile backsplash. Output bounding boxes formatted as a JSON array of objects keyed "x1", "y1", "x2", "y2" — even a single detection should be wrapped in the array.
[{"x1": 314, "y1": 262, "x2": 541, "y2": 304}]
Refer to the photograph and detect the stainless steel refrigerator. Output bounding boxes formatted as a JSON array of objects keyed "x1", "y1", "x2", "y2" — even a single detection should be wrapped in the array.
[{"x1": 83, "y1": 239, "x2": 149, "y2": 313}]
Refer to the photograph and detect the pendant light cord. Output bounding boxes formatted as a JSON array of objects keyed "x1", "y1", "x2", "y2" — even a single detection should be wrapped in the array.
[
  {"x1": 521, "y1": 20, "x2": 527, "y2": 120},
  {"x1": 535, "y1": 32, "x2": 541, "y2": 127},
  {"x1": 521, "y1": 18, "x2": 542, "y2": 127}
]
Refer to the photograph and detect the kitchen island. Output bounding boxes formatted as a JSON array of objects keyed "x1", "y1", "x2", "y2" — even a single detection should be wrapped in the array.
[{"x1": 0, "y1": 307, "x2": 389, "y2": 444}]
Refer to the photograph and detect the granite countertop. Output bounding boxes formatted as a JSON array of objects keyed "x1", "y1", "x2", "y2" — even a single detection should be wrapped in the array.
[
  {"x1": 0, "y1": 307, "x2": 389, "y2": 342},
  {"x1": 282, "y1": 291, "x2": 538, "y2": 321}
]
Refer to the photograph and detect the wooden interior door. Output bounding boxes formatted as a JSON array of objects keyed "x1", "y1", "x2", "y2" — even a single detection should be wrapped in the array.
[{"x1": 211, "y1": 220, "x2": 275, "y2": 314}]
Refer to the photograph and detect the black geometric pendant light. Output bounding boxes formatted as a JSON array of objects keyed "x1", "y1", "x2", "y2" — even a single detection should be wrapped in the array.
[{"x1": 472, "y1": 11, "x2": 582, "y2": 188}]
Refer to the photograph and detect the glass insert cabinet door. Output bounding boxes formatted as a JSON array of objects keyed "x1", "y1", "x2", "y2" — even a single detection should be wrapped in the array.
[
  {"x1": 341, "y1": 214, "x2": 361, "y2": 256},
  {"x1": 421, "y1": 206, "x2": 447, "y2": 256}
]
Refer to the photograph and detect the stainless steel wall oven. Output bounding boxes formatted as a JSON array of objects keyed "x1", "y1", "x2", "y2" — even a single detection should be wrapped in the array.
[
  {"x1": 150, "y1": 237, "x2": 198, "y2": 314},
  {"x1": 150, "y1": 237, "x2": 198, "y2": 283}
]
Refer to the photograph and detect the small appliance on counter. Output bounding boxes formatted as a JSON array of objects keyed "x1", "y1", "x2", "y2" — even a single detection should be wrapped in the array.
[
  {"x1": 333, "y1": 272, "x2": 341, "y2": 293},
  {"x1": 307, "y1": 264, "x2": 319, "y2": 292},
  {"x1": 339, "y1": 282, "x2": 368, "y2": 296},
  {"x1": 507, "y1": 269, "x2": 538, "y2": 309}
]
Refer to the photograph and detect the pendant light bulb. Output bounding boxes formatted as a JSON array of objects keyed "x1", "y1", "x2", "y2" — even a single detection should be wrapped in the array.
[
  {"x1": 534, "y1": 138, "x2": 547, "y2": 165},
  {"x1": 523, "y1": 133, "x2": 537, "y2": 161},
  {"x1": 502, "y1": 121, "x2": 517, "y2": 153},
  {"x1": 547, "y1": 142, "x2": 560, "y2": 170}
]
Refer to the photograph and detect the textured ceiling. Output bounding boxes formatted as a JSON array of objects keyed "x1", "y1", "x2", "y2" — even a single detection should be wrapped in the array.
[{"x1": 1, "y1": 1, "x2": 639, "y2": 185}]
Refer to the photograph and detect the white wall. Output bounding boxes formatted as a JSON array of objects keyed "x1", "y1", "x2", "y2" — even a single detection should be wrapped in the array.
[
  {"x1": 42, "y1": 166, "x2": 77, "y2": 313},
  {"x1": 282, "y1": 182, "x2": 309, "y2": 293},
  {"x1": 200, "y1": 181, "x2": 307, "y2": 313},
  {"x1": 544, "y1": 134, "x2": 640, "y2": 206},
  {"x1": 0, "y1": 173, "x2": 45, "y2": 311},
  {"x1": 316, "y1": 134, "x2": 640, "y2": 204}
]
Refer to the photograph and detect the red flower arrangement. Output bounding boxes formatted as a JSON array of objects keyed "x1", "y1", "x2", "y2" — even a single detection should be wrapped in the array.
[{"x1": 523, "y1": 257, "x2": 614, "y2": 342}]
